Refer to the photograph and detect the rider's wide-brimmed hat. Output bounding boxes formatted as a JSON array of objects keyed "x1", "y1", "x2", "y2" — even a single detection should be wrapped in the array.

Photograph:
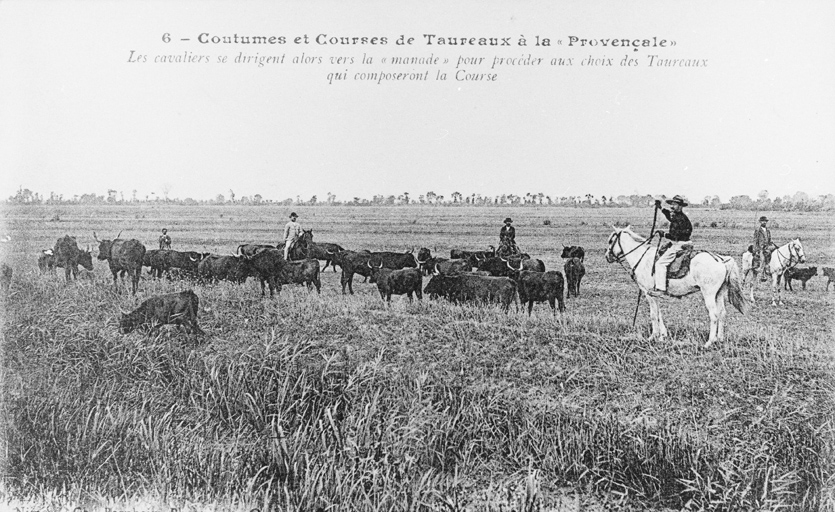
[
  {"x1": 759, "y1": 215, "x2": 768, "y2": 222},
  {"x1": 504, "y1": 217, "x2": 513, "y2": 223},
  {"x1": 289, "y1": 212, "x2": 298, "y2": 218},
  {"x1": 665, "y1": 195, "x2": 689, "y2": 207}
]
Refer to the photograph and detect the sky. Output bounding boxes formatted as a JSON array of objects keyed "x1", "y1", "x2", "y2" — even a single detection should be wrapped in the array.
[{"x1": 1, "y1": 0, "x2": 834, "y2": 204}]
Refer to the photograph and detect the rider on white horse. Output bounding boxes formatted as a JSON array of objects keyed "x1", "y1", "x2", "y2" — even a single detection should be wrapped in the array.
[{"x1": 648, "y1": 195, "x2": 693, "y2": 297}]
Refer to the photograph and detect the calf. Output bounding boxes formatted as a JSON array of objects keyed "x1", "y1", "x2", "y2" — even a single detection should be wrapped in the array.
[
  {"x1": 512, "y1": 270, "x2": 566, "y2": 316},
  {"x1": 119, "y1": 290, "x2": 204, "y2": 335},
  {"x1": 782, "y1": 266, "x2": 817, "y2": 291},
  {"x1": 369, "y1": 261, "x2": 423, "y2": 303},
  {"x1": 564, "y1": 257, "x2": 586, "y2": 298},
  {"x1": 561, "y1": 245, "x2": 585, "y2": 262},
  {"x1": 823, "y1": 267, "x2": 835, "y2": 291},
  {"x1": 38, "y1": 249, "x2": 57, "y2": 272}
]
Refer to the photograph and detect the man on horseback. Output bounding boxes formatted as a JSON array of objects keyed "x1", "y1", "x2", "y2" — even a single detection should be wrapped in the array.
[
  {"x1": 283, "y1": 212, "x2": 302, "y2": 260},
  {"x1": 753, "y1": 215, "x2": 772, "y2": 281},
  {"x1": 499, "y1": 217, "x2": 519, "y2": 256},
  {"x1": 648, "y1": 195, "x2": 693, "y2": 297}
]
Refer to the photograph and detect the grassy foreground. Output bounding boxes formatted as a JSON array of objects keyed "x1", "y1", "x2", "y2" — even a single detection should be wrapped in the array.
[{"x1": 1, "y1": 205, "x2": 834, "y2": 510}]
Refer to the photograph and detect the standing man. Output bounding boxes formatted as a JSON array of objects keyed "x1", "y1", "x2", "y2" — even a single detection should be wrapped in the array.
[
  {"x1": 649, "y1": 195, "x2": 692, "y2": 297},
  {"x1": 283, "y1": 212, "x2": 302, "y2": 260},
  {"x1": 753, "y1": 215, "x2": 772, "y2": 281},
  {"x1": 499, "y1": 217, "x2": 517, "y2": 255},
  {"x1": 158, "y1": 228, "x2": 171, "y2": 250}
]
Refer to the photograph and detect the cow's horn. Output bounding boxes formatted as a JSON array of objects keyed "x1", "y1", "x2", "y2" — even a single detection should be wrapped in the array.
[
  {"x1": 93, "y1": 231, "x2": 100, "y2": 242},
  {"x1": 434, "y1": 263, "x2": 440, "y2": 275},
  {"x1": 367, "y1": 261, "x2": 373, "y2": 269},
  {"x1": 115, "y1": 231, "x2": 122, "y2": 239},
  {"x1": 378, "y1": 260, "x2": 384, "y2": 269}
]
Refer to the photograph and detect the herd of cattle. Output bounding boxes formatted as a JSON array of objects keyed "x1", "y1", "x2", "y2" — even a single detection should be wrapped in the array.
[
  {"x1": 28, "y1": 231, "x2": 594, "y2": 333},
  {"x1": 10, "y1": 229, "x2": 834, "y2": 335}
]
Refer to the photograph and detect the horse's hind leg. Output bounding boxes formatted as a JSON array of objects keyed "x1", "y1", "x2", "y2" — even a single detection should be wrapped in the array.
[
  {"x1": 702, "y1": 289, "x2": 721, "y2": 348},
  {"x1": 713, "y1": 286, "x2": 728, "y2": 345}
]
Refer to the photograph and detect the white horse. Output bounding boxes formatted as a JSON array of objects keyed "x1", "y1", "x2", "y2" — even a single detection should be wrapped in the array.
[
  {"x1": 741, "y1": 246, "x2": 758, "y2": 303},
  {"x1": 605, "y1": 226, "x2": 748, "y2": 348},
  {"x1": 766, "y1": 238, "x2": 805, "y2": 306}
]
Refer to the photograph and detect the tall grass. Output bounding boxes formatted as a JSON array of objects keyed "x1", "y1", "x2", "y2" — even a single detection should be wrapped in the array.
[
  {"x1": 2, "y1": 261, "x2": 833, "y2": 511},
  {"x1": 2, "y1": 204, "x2": 834, "y2": 510}
]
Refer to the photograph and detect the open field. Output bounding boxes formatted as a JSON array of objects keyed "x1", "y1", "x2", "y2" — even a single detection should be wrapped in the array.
[{"x1": 1, "y1": 204, "x2": 834, "y2": 511}]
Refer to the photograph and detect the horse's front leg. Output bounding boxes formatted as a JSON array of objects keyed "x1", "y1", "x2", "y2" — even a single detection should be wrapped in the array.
[
  {"x1": 646, "y1": 295, "x2": 667, "y2": 340},
  {"x1": 771, "y1": 272, "x2": 782, "y2": 306}
]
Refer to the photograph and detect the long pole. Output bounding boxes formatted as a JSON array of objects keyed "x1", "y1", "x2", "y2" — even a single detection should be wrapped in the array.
[{"x1": 632, "y1": 201, "x2": 661, "y2": 327}]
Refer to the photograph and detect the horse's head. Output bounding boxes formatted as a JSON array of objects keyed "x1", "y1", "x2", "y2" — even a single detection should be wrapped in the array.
[
  {"x1": 791, "y1": 238, "x2": 805, "y2": 263},
  {"x1": 605, "y1": 225, "x2": 643, "y2": 263},
  {"x1": 299, "y1": 229, "x2": 313, "y2": 246}
]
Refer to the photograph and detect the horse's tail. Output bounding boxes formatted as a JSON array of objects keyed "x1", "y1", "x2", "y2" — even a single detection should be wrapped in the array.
[{"x1": 724, "y1": 258, "x2": 749, "y2": 315}]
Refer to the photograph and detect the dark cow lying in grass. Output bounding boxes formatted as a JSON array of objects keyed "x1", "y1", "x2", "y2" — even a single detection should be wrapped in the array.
[
  {"x1": 782, "y1": 266, "x2": 817, "y2": 291},
  {"x1": 119, "y1": 290, "x2": 204, "y2": 335}
]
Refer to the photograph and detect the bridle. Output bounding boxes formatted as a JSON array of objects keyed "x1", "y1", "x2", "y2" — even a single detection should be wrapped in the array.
[
  {"x1": 606, "y1": 230, "x2": 655, "y2": 278},
  {"x1": 773, "y1": 241, "x2": 803, "y2": 271}
]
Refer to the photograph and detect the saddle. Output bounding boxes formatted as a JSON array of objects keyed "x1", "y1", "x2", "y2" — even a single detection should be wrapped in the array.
[{"x1": 657, "y1": 242, "x2": 698, "y2": 280}]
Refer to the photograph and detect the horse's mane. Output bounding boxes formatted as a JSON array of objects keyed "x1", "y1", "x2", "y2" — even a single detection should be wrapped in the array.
[{"x1": 618, "y1": 225, "x2": 646, "y2": 243}]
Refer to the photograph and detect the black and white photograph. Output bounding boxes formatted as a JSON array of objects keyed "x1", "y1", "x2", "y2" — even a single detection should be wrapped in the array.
[{"x1": 1, "y1": 1, "x2": 833, "y2": 510}]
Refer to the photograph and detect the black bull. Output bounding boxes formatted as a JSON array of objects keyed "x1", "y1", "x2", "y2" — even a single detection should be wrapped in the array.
[
  {"x1": 335, "y1": 250, "x2": 418, "y2": 294},
  {"x1": 478, "y1": 256, "x2": 544, "y2": 277},
  {"x1": 368, "y1": 262, "x2": 423, "y2": 303},
  {"x1": 53, "y1": 235, "x2": 94, "y2": 282},
  {"x1": 198, "y1": 255, "x2": 251, "y2": 283},
  {"x1": 243, "y1": 249, "x2": 321, "y2": 297},
  {"x1": 144, "y1": 249, "x2": 206, "y2": 278},
  {"x1": 511, "y1": 270, "x2": 566, "y2": 316},
  {"x1": 423, "y1": 273, "x2": 518, "y2": 312},
  {"x1": 94, "y1": 233, "x2": 146, "y2": 295}
]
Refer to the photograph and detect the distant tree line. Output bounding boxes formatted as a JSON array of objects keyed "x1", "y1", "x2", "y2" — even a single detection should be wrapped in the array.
[{"x1": 6, "y1": 187, "x2": 834, "y2": 211}]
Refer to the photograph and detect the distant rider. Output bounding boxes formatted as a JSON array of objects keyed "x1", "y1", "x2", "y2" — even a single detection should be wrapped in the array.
[
  {"x1": 499, "y1": 217, "x2": 518, "y2": 255},
  {"x1": 753, "y1": 215, "x2": 772, "y2": 281},
  {"x1": 158, "y1": 228, "x2": 171, "y2": 250},
  {"x1": 283, "y1": 212, "x2": 302, "y2": 260},
  {"x1": 649, "y1": 195, "x2": 692, "y2": 297}
]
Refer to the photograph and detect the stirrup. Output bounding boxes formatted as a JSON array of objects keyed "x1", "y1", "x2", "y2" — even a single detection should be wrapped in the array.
[{"x1": 646, "y1": 288, "x2": 667, "y2": 298}]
